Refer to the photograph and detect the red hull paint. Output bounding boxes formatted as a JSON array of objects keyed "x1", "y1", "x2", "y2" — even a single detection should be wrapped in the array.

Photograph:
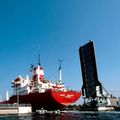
[
  {"x1": 52, "y1": 90, "x2": 81, "y2": 106},
  {"x1": 2, "y1": 90, "x2": 81, "y2": 110}
]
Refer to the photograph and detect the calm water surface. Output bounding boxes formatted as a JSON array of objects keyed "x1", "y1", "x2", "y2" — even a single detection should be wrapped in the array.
[{"x1": 1, "y1": 111, "x2": 120, "y2": 120}]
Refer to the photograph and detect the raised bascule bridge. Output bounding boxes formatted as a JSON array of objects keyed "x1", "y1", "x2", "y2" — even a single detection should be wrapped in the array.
[{"x1": 79, "y1": 40, "x2": 120, "y2": 111}]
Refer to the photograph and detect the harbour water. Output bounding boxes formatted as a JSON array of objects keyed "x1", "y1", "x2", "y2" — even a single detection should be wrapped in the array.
[{"x1": 0, "y1": 111, "x2": 120, "y2": 120}]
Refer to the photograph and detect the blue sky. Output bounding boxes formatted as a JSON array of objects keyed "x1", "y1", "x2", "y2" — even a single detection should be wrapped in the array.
[{"x1": 0, "y1": 0, "x2": 120, "y2": 103}]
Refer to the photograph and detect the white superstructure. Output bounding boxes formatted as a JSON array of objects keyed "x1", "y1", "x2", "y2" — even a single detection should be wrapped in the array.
[{"x1": 12, "y1": 63, "x2": 66, "y2": 96}]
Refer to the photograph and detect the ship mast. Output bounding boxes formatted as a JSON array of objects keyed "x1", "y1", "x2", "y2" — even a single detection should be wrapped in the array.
[
  {"x1": 38, "y1": 54, "x2": 41, "y2": 66},
  {"x1": 58, "y1": 59, "x2": 62, "y2": 84},
  {"x1": 6, "y1": 91, "x2": 9, "y2": 101}
]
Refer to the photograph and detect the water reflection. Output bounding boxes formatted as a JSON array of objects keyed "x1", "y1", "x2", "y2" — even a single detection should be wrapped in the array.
[
  {"x1": 1, "y1": 111, "x2": 120, "y2": 120},
  {"x1": 31, "y1": 113, "x2": 80, "y2": 120},
  {"x1": 31, "y1": 111, "x2": 120, "y2": 120}
]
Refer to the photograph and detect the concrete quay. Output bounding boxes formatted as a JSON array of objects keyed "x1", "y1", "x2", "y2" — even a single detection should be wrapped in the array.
[{"x1": 0, "y1": 104, "x2": 32, "y2": 115}]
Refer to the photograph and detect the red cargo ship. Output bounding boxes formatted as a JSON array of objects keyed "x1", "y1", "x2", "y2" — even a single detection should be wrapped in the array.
[{"x1": 1, "y1": 59, "x2": 81, "y2": 110}]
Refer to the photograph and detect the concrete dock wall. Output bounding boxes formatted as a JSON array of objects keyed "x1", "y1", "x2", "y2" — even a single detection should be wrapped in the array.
[
  {"x1": 0, "y1": 107, "x2": 18, "y2": 115},
  {"x1": 0, "y1": 104, "x2": 32, "y2": 115}
]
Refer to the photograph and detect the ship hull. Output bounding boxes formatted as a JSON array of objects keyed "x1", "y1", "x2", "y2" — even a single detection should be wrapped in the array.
[{"x1": 5, "y1": 90, "x2": 81, "y2": 111}]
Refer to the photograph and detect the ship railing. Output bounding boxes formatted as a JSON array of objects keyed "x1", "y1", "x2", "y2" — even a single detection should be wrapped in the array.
[
  {"x1": 18, "y1": 104, "x2": 31, "y2": 107},
  {"x1": 0, "y1": 103, "x2": 31, "y2": 108},
  {"x1": 51, "y1": 89, "x2": 80, "y2": 92}
]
